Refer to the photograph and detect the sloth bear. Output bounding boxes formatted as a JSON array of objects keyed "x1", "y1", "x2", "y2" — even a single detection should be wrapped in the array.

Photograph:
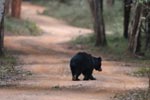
[{"x1": 70, "y1": 52, "x2": 102, "y2": 81}]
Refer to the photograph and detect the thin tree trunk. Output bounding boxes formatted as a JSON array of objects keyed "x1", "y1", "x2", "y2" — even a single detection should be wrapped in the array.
[
  {"x1": 11, "y1": 0, "x2": 22, "y2": 18},
  {"x1": 145, "y1": 17, "x2": 150, "y2": 50},
  {"x1": 123, "y1": 0, "x2": 132, "y2": 39},
  {"x1": 0, "y1": 0, "x2": 5, "y2": 56},
  {"x1": 88, "y1": 0, "x2": 107, "y2": 46},
  {"x1": 128, "y1": 3, "x2": 143, "y2": 54},
  {"x1": 5, "y1": 0, "x2": 11, "y2": 15},
  {"x1": 147, "y1": 71, "x2": 150, "y2": 90}
]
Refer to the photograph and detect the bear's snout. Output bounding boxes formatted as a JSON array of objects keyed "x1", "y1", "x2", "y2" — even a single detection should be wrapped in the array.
[{"x1": 98, "y1": 68, "x2": 102, "y2": 71}]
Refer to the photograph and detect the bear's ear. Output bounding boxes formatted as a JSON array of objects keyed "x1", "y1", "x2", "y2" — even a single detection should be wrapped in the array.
[{"x1": 98, "y1": 57, "x2": 102, "y2": 61}]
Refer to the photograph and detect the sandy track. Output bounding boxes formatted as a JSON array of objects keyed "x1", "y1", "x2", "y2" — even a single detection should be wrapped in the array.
[{"x1": 1, "y1": 2, "x2": 148, "y2": 100}]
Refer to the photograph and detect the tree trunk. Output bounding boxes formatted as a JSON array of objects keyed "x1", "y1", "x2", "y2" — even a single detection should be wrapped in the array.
[
  {"x1": 5, "y1": 0, "x2": 11, "y2": 15},
  {"x1": 145, "y1": 17, "x2": 150, "y2": 50},
  {"x1": 0, "y1": 0, "x2": 5, "y2": 56},
  {"x1": 147, "y1": 70, "x2": 150, "y2": 90},
  {"x1": 123, "y1": 0, "x2": 132, "y2": 39},
  {"x1": 128, "y1": 3, "x2": 143, "y2": 55},
  {"x1": 11, "y1": 0, "x2": 22, "y2": 18},
  {"x1": 88, "y1": 0, "x2": 107, "y2": 46}
]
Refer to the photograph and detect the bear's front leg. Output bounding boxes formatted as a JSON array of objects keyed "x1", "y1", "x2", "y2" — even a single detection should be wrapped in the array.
[
  {"x1": 83, "y1": 69, "x2": 94, "y2": 81},
  {"x1": 83, "y1": 72, "x2": 91, "y2": 81},
  {"x1": 83, "y1": 76, "x2": 90, "y2": 80}
]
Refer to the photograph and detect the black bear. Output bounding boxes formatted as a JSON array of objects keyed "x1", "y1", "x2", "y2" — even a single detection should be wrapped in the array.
[{"x1": 70, "y1": 52, "x2": 102, "y2": 81}]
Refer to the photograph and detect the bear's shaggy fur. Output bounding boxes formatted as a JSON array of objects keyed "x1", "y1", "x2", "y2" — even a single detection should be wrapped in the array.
[{"x1": 70, "y1": 52, "x2": 102, "y2": 81}]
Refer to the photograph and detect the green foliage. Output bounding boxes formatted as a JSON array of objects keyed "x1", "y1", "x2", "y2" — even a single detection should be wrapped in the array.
[
  {"x1": 136, "y1": 67, "x2": 150, "y2": 76},
  {"x1": 134, "y1": 67, "x2": 150, "y2": 90},
  {"x1": 0, "y1": 55, "x2": 16, "y2": 65},
  {"x1": 71, "y1": 34, "x2": 95, "y2": 46},
  {"x1": 104, "y1": 0, "x2": 123, "y2": 34},
  {"x1": 0, "y1": 54, "x2": 16, "y2": 83},
  {"x1": 51, "y1": 85, "x2": 62, "y2": 90},
  {"x1": 107, "y1": 35, "x2": 127, "y2": 54},
  {"x1": 30, "y1": 0, "x2": 50, "y2": 5},
  {"x1": 137, "y1": 0, "x2": 150, "y2": 3},
  {"x1": 71, "y1": 34, "x2": 128, "y2": 60},
  {"x1": 5, "y1": 17, "x2": 41, "y2": 36},
  {"x1": 134, "y1": 66, "x2": 150, "y2": 86}
]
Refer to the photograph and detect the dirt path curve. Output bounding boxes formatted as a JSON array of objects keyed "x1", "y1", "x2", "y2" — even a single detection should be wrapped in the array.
[{"x1": 1, "y1": 2, "x2": 148, "y2": 100}]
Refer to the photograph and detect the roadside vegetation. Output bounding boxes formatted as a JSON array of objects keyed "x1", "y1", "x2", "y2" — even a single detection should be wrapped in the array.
[
  {"x1": 5, "y1": 16, "x2": 41, "y2": 36},
  {"x1": 0, "y1": 52, "x2": 31, "y2": 86},
  {"x1": 2, "y1": 15, "x2": 39, "y2": 85},
  {"x1": 113, "y1": 89, "x2": 150, "y2": 100}
]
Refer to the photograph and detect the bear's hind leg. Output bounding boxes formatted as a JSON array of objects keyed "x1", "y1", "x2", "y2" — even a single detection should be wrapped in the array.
[
  {"x1": 89, "y1": 75, "x2": 96, "y2": 80},
  {"x1": 72, "y1": 72, "x2": 81, "y2": 81},
  {"x1": 70, "y1": 65, "x2": 80, "y2": 81},
  {"x1": 72, "y1": 74, "x2": 77, "y2": 81},
  {"x1": 72, "y1": 75, "x2": 80, "y2": 81},
  {"x1": 83, "y1": 71, "x2": 94, "y2": 81},
  {"x1": 74, "y1": 72, "x2": 81, "y2": 81}
]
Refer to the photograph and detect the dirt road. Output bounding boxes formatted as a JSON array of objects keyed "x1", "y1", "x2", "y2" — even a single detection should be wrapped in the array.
[{"x1": 1, "y1": 2, "x2": 148, "y2": 100}]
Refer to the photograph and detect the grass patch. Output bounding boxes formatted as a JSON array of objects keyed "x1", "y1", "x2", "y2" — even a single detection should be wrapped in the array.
[
  {"x1": 134, "y1": 67, "x2": 150, "y2": 90},
  {"x1": 5, "y1": 16, "x2": 41, "y2": 36},
  {"x1": 134, "y1": 67, "x2": 150, "y2": 77},
  {"x1": 0, "y1": 52, "x2": 31, "y2": 85},
  {"x1": 113, "y1": 89, "x2": 150, "y2": 100},
  {"x1": 104, "y1": 0, "x2": 123, "y2": 34},
  {"x1": 71, "y1": 34, "x2": 95, "y2": 46},
  {"x1": 0, "y1": 54, "x2": 17, "y2": 83},
  {"x1": 51, "y1": 85, "x2": 62, "y2": 90},
  {"x1": 0, "y1": 54, "x2": 16, "y2": 66},
  {"x1": 42, "y1": 0, "x2": 92, "y2": 28}
]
